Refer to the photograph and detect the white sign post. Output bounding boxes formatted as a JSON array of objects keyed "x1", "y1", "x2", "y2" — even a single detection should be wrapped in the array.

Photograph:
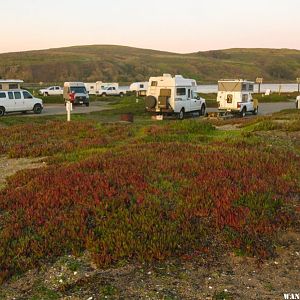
[
  {"x1": 256, "y1": 77, "x2": 263, "y2": 94},
  {"x1": 66, "y1": 101, "x2": 73, "y2": 122}
]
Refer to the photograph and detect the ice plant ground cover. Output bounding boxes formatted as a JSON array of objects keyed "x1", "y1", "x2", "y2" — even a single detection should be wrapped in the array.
[{"x1": 0, "y1": 112, "x2": 299, "y2": 283}]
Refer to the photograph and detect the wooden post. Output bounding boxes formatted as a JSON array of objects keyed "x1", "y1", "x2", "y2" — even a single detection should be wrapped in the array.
[
  {"x1": 66, "y1": 101, "x2": 72, "y2": 122},
  {"x1": 256, "y1": 78, "x2": 263, "y2": 94}
]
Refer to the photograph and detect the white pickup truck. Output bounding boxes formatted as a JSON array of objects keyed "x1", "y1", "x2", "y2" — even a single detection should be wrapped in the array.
[
  {"x1": 39, "y1": 86, "x2": 63, "y2": 96},
  {"x1": 96, "y1": 86, "x2": 126, "y2": 97}
]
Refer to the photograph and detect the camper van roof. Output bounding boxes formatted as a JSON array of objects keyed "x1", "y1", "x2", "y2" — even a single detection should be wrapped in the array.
[
  {"x1": 218, "y1": 79, "x2": 253, "y2": 83},
  {"x1": 0, "y1": 79, "x2": 24, "y2": 84}
]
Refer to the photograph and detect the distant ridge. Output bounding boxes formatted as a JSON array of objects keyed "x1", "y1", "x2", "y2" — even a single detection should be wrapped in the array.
[{"x1": 0, "y1": 45, "x2": 299, "y2": 83}]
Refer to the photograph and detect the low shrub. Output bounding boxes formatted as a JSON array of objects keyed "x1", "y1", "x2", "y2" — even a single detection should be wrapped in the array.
[{"x1": 0, "y1": 142, "x2": 299, "y2": 282}]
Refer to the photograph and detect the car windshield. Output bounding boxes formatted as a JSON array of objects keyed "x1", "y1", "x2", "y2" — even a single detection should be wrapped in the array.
[{"x1": 70, "y1": 87, "x2": 86, "y2": 94}]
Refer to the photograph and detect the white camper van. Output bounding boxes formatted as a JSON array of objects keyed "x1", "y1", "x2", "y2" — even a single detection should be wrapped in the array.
[
  {"x1": 130, "y1": 82, "x2": 149, "y2": 96},
  {"x1": 84, "y1": 81, "x2": 103, "y2": 95},
  {"x1": 217, "y1": 79, "x2": 258, "y2": 117},
  {"x1": 145, "y1": 74, "x2": 206, "y2": 120},
  {"x1": 63, "y1": 82, "x2": 89, "y2": 106}
]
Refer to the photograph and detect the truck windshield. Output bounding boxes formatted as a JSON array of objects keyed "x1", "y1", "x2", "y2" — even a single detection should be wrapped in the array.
[{"x1": 70, "y1": 87, "x2": 86, "y2": 94}]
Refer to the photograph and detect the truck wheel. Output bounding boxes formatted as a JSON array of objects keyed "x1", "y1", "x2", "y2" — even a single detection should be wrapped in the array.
[
  {"x1": 120, "y1": 93, "x2": 124, "y2": 97},
  {"x1": 101, "y1": 93, "x2": 107, "y2": 97},
  {"x1": 240, "y1": 107, "x2": 246, "y2": 118},
  {"x1": 43, "y1": 92, "x2": 49, "y2": 97},
  {"x1": 199, "y1": 104, "x2": 206, "y2": 116},
  {"x1": 0, "y1": 107, "x2": 5, "y2": 117},
  {"x1": 178, "y1": 109, "x2": 185, "y2": 120},
  {"x1": 33, "y1": 104, "x2": 43, "y2": 114},
  {"x1": 252, "y1": 107, "x2": 258, "y2": 115}
]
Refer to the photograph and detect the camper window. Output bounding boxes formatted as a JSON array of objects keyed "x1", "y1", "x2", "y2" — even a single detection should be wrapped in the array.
[
  {"x1": 0, "y1": 84, "x2": 2, "y2": 90},
  {"x1": 151, "y1": 81, "x2": 158, "y2": 87},
  {"x1": 9, "y1": 84, "x2": 18, "y2": 89},
  {"x1": 249, "y1": 84, "x2": 254, "y2": 91},
  {"x1": 8, "y1": 92, "x2": 14, "y2": 99},
  {"x1": 242, "y1": 84, "x2": 247, "y2": 91},
  {"x1": 187, "y1": 89, "x2": 191, "y2": 99},
  {"x1": 140, "y1": 84, "x2": 144, "y2": 88},
  {"x1": 242, "y1": 94, "x2": 248, "y2": 102},
  {"x1": 0, "y1": 92, "x2": 6, "y2": 98},
  {"x1": 176, "y1": 88, "x2": 186, "y2": 96}
]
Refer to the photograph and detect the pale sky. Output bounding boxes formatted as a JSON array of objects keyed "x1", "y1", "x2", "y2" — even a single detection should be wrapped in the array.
[{"x1": 1, "y1": 0, "x2": 299, "y2": 54}]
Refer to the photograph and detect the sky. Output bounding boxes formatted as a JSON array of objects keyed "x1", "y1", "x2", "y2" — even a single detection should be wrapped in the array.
[{"x1": 1, "y1": 0, "x2": 299, "y2": 54}]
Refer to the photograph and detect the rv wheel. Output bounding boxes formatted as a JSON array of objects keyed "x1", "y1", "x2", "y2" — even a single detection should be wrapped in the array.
[
  {"x1": 178, "y1": 109, "x2": 185, "y2": 120},
  {"x1": 120, "y1": 93, "x2": 124, "y2": 97},
  {"x1": 0, "y1": 107, "x2": 5, "y2": 117},
  {"x1": 252, "y1": 107, "x2": 258, "y2": 115},
  {"x1": 33, "y1": 104, "x2": 43, "y2": 114}
]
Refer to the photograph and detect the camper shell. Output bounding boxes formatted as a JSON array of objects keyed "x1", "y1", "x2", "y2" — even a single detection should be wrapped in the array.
[
  {"x1": 63, "y1": 82, "x2": 89, "y2": 106},
  {"x1": 130, "y1": 82, "x2": 149, "y2": 96},
  {"x1": 217, "y1": 79, "x2": 258, "y2": 117},
  {"x1": 0, "y1": 80, "x2": 24, "y2": 91},
  {"x1": 145, "y1": 74, "x2": 206, "y2": 119}
]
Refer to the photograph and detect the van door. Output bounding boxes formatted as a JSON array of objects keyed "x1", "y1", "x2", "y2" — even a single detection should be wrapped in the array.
[
  {"x1": 175, "y1": 87, "x2": 188, "y2": 112},
  {"x1": 22, "y1": 91, "x2": 34, "y2": 110},
  {"x1": 13, "y1": 91, "x2": 24, "y2": 111},
  {"x1": 6, "y1": 91, "x2": 15, "y2": 112}
]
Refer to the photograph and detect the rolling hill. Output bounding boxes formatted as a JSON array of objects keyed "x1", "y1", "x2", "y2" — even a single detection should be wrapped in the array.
[{"x1": 0, "y1": 45, "x2": 299, "y2": 83}]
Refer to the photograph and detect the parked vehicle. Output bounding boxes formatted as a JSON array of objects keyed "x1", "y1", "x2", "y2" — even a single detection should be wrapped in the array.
[
  {"x1": 145, "y1": 74, "x2": 206, "y2": 120},
  {"x1": 63, "y1": 82, "x2": 89, "y2": 106},
  {"x1": 96, "y1": 85, "x2": 126, "y2": 97},
  {"x1": 39, "y1": 86, "x2": 63, "y2": 96},
  {"x1": 130, "y1": 82, "x2": 149, "y2": 96},
  {"x1": 217, "y1": 79, "x2": 258, "y2": 117},
  {"x1": 0, "y1": 90, "x2": 43, "y2": 116},
  {"x1": 84, "y1": 81, "x2": 103, "y2": 95}
]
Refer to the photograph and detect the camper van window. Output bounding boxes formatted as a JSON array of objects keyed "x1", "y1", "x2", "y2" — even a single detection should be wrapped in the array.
[
  {"x1": 188, "y1": 89, "x2": 191, "y2": 98},
  {"x1": 249, "y1": 84, "x2": 254, "y2": 91},
  {"x1": 242, "y1": 84, "x2": 247, "y2": 91},
  {"x1": 176, "y1": 88, "x2": 186, "y2": 96},
  {"x1": 140, "y1": 84, "x2": 144, "y2": 88},
  {"x1": 9, "y1": 84, "x2": 18, "y2": 89},
  {"x1": 151, "y1": 81, "x2": 158, "y2": 87},
  {"x1": 0, "y1": 84, "x2": 2, "y2": 90},
  {"x1": 8, "y1": 92, "x2": 14, "y2": 99},
  {"x1": 23, "y1": 91, "x2": 33, "y2": 99},
  {"x1": 14, "y1": 92, "x2": 21, "y2": 99},
  {"x1": 0, "y1": 92, "x2": 6, "y2": 98}
]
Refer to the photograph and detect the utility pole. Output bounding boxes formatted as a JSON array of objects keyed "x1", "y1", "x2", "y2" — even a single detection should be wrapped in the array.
[
  {"x1": 256, "y1": 77, "x2": 263, "y2": 94},
  {"x1": 297, "y1": 78, "x2": 300, "y2": 93}
]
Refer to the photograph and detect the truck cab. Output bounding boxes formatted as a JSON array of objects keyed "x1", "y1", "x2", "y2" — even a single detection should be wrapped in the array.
[
  {"x1": 145, "y1": 74, "x2": 206, "y2": 120},
  {"x1": 217, "y1": 79, "x2": 258, "y2": 117},
  {"x1": 63, "y1": 82, "x2": 89, "y2": 106}
]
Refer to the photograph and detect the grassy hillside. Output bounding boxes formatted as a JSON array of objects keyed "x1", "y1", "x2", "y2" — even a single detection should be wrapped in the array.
[{"x1": 0, "y1": 45, "x2": 300, "y2": 83}]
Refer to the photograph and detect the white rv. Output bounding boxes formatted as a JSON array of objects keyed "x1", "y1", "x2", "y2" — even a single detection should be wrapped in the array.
[
  {"x1": 63, "y1": 82, "x2": 89, "y2": 106},
  {"x1": 217, "y1": 79, "x2": 258, "y2": 117},
  {"x1": 145, "y1": 74, "x2": 206, "y2": 120},
  {"x1": 84, "y1": 81, "x2": 103, "y2": 95},
  {"x1": 130, "y1": 82, "x2": 149, "y2": 96}
]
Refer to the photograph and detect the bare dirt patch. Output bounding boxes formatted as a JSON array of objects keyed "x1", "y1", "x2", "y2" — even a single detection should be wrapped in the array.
[{"x1": 0, "y1": 156, "x2": 46, "y2": 189}]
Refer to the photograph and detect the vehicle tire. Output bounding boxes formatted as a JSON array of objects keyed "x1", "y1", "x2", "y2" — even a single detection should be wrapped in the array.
[
  {"x1": 22, "y1": 111, "x2": 27, "y2": 114},
  {"x1": 120, "y1": 93, "x2": 124, "y2": 97},
  {"x1": 252, "y1": 107, "x2": 258, "y2": 115},
  {"x1": 43, "y1": 92, "x2": 49, "y2": 97},
  {"x1": 240, "y1": 107, "x2": 246, "y2": 118},
  {"x1": 178, "y1": 108, "x2": 185, "y2": 120},
  {"x1": 101, "y1": 93, "x2": 107, "y2": 97},
  {"x1": 33, "y1": 104, "x2": 43, "y2": 114},
  {"x1": 0, "y1": 107, "x2": 5, "y2": 117},
  {"x1": 86, "y1": 103, "x2": 90, "y2": 107},
  {"x1": 199, "y1": 104, "x2": 206, "y2": 116},
  {"x1": 145, "y1": 96, "x2": 157, "y2": 109}
]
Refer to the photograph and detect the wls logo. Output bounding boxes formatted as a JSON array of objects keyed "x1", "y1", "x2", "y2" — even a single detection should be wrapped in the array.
[{"x1": 284, "y1": 294, "x2": 300, "y2": 300}]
